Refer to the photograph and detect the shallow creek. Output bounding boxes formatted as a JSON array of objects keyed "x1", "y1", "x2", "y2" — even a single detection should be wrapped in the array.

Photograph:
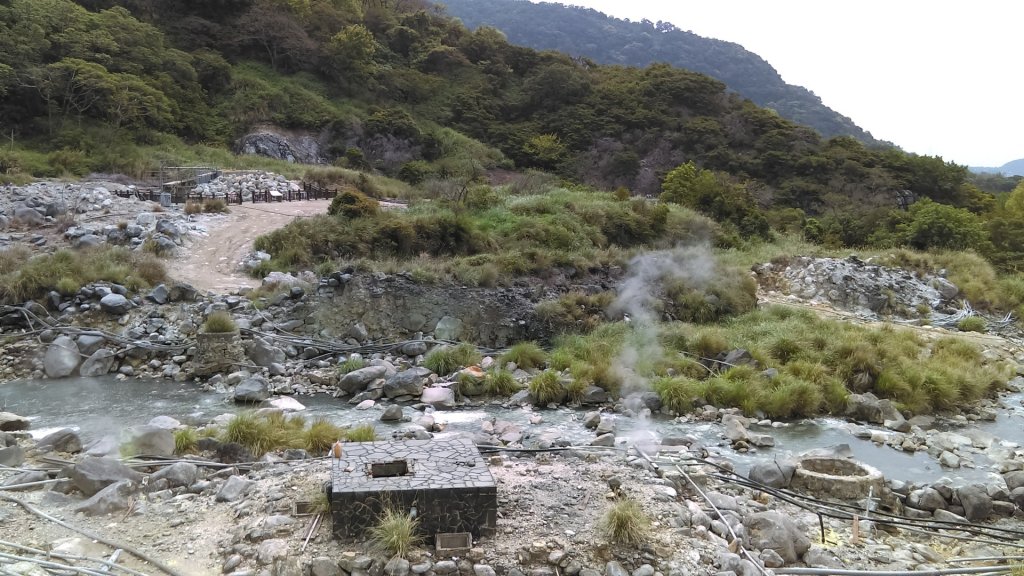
[{"x1": 1, "y1": 375, "x2": 1019, "y2": 486}]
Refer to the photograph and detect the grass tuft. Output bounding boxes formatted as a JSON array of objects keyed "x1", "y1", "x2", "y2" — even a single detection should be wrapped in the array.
[
  {"x1": 344, "y1": 423, "x2": 377, "y2": 442},
  {"x1": 202, "y1": 311, "x2": 237, "y2": 333},
  {"x1": 337, "y1": 356, "x2": 366, "y2": 375},
  {"x1": 369, "y1": 506, "x2": 421, "y2": 558},
  {"x1": 484, "y1": 369, "x2": 520, "y2": 396},
  {"x1": 529, "y1": 370, "x2": 565, "y2": 405},
  {"x1": 173, "y1": 427, "x2": 198, "y2": 455},
  {"x1": 423, "y1": 343, "x2": 482, "y2": 376},
  {"x1": 500, "y1": 341, "x2": 547, "y2": 370},
  {"x1": 957, "y1": 316, "x2": 986, "y2": 333},
  {"x1": 303, "y1": 418, "x2": 345, "y2": 454},
  {"x1": 600, "y1": 497, "x2": 650, "y2": 545}
]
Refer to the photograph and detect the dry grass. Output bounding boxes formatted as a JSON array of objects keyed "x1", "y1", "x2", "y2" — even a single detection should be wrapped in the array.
[{"x1": 600, "y1": 497, "x2": 650, "y2": 545}]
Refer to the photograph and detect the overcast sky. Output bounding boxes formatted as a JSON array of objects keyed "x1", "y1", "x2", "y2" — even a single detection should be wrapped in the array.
[{"x1": 559, "y1": 0, "x2": 1021, "y2": 167}]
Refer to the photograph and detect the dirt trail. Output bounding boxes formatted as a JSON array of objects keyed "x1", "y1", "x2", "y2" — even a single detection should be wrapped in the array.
[{"x1": 170, "y1": 200, "x2": 332, "y2": 293}]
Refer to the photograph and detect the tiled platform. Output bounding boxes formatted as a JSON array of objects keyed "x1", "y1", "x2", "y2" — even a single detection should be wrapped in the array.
[{"x1": 329, "y1": 436, "x2": 497, "y2": 540}]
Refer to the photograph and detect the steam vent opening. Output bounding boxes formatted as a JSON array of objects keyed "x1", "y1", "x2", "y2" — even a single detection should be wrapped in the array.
[{"x1": 330, "y1": 437, "x2": 497, "y2": 542}]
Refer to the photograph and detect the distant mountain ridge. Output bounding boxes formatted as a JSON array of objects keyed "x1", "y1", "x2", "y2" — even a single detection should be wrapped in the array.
[
  {"x1": 971, "y1": 159, "x2": 1024, "y2": 176},
  {"x1": 440, "y1": 0, "x2": 880, "y2": 145}
]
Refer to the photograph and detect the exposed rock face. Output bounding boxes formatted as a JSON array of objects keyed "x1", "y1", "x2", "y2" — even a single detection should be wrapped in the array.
[
  {"x1": 237, "y1": 129, "x2": 324, "y2": 164},
  {"x1": 43, "y1": 336, "x2": 81, "y2": 378}
]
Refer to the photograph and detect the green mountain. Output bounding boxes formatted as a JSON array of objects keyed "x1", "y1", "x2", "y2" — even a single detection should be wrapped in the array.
[
  {"x1": 439, "y1": 0, "x2": 879, "y2": 144},
  {"x1": 972, "y1": 159, "x2": 1024, "y2": 177}
]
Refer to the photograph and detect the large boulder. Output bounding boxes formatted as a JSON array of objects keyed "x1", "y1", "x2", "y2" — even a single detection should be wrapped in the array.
[
  {"x1": 0, "y1": 445, "x2": 24, "y2": 467},
  {"x1": 70, "y1": 457, "x2": 143, "y2": 497},
  {"x1": 748, "y1": 460, "x2": 796, "y2": 489},
  {"x1": 434, "y1": 316, "x2": 462, "y2": 341},
  {"x1": 151, "y1": 462, "x2": 199, "y2": 488},
  {"x1": 216, "y1": 475, "x2": 254, "y2": 502},
  {"x1": 122, "y1": 425, "x2": 174, "y2": 457},
  {"x1": 845, "y1": 392, "x2": 887, "y2": 424},
  {"x1": 79, "y1": 348, "x2": 117, "y2": 377},
  {"x1": 248, "y1": 338, "x2": 286, "y2": 368},
  {"x1": 99, "y1": 293, "x2": 131, "y2": 315},
  {"x1": 75, "y1": 333, "x2": 106, "y2": 355},
  {"x1": 36, "y1": 429, "x2": 83, "y2": 453},
  {"x1": 743, "y1": 511, "x2": 811, "y2": 565},
  {"x1": 383, "y1": 367, "x2": 432, "y2": 398},
  {"x1": 44, "y1": 336, "x2": 81, "y2": 377},
  {"x1": 907, "y1": 487, "x2": 947, "y2": 512},
  {"x1": 234, "y1": 376, "x2": 271, "y2": 403},
  {"x1": 337, "y1": 365, "x2": 388, "y2": 395},
  {"x1": 421, "y1": 387, "x2": 456, "y2": 409},
  {"x1": 73, "y1": 479, "x2": 137, "y2": 516},
  {"x1": 0, "y1": 412, "x2": 30, "y2": 432},
  {"x1": 13, "y1": 206, "x2": 45, "y2": 227},
  {"x1": 956, "y1": 484, "x2": 993, "y2": 522}
]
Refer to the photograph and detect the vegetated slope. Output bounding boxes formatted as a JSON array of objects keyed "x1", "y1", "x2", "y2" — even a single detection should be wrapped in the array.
[{"x1": 439, "y1": 0, "x2": 878, "y2": 144}]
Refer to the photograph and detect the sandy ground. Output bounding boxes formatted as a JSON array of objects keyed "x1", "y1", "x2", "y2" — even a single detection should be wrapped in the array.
[{"x1": 169, "y1": 200, "x2": 332, "y2": 293}]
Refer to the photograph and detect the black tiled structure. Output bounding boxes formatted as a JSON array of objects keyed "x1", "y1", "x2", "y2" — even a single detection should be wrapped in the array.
[{"x1": 329, "y1": 436, "x2": 497, "y2": 541}]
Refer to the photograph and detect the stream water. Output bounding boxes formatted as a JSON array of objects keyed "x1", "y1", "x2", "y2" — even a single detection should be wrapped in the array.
[{"x1": 1, "y1": 375, "x2": 1018, "y2": 486}]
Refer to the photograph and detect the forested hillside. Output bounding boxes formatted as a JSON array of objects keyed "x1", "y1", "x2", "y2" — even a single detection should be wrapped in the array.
[
  {"x1": 440, "y1": 0, "x2": 878, "y2": 144},
  {"x1": 2, "y1": 0, "x2": 1023, "y2": 271}
]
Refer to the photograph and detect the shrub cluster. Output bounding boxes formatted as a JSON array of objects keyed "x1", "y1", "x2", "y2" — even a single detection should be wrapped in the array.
[{"x1": 0, "y1": 246, "x2": 166, "y2": 304}]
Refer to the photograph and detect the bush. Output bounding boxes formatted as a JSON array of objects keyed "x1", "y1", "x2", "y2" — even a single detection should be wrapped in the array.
[
  {"x1": 222, "y1": 412, "x2": 303, "y2": 457},
  {"x1": 202, "y1": 311, "x2": 237, "y2": 333},
  {"x1": 485, "y1": 369, "x2": 520, "y2": 396},
  {"x1": 500, "y1": 341, "x2": 547, "y2": 370},
  {"x1": 957, "y1": 316, "x2": 986, "y2": 333},
  {"x1": 304, "y1": 418, "x2": 345, "y2": 454},
  {"x1": 173, "y1": 428, "x2": 198, "y2": 454},
  {"x1": 600, "y1": 497, "x2": 650, "y2": 545},
  {"x1": 423, "y1": 343, "x2": 482, "y2": 376},
  {"x1": 369, "y1": 506, "x2": 421, "y2": 558},
  {"x1": 328, "y1": 189, "x2": 379, "y2": 218},
  {"x1": 529, "y1": 370, "x2": 565, "y2": 405},
  {"x1": 535, "y1": 292, "x2": 614, "y2": 334}
]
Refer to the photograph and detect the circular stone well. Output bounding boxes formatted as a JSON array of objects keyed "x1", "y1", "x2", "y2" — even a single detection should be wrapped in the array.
[{"x1": 790, "y1": 457, "x2": 884, "y2": 500}]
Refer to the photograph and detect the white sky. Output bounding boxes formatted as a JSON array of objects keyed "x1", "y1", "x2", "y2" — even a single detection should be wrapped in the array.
[{"x1": 558, "y1": 0, "x2": 1022, "y2": 167}]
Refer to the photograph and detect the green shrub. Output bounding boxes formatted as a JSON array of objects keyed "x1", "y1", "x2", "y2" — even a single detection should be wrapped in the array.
[
  {"x1": 957, "y1": 316, "x2": 986, "y2": 333},
  {"x1": 600, "y1": 497, "x2": 650, "y2": 545},
  {"x1": 423, "y1": 343, "x2": 482, "y2": 376},
  {"x1": 654, "y1": 376, "x2": 700, "y2": 414},
  {"x1": 535, "y1": 292, "x2": 614, "y2": 334},
  {"x1": 529, "y1": 370, "x2": 565, "y2": 405},
  {"x1": 55, "y1": 277, "x2": 80, "y2": 296},
  {"x1": 304, "y1": 418, "x2": 345, "y2": 454},
  {"x1": 222, "y1": 412, "x2": 303, "y2": 457},
  {"x1": 485, "y1": 369, "x2": 520, "y2": 396},
  {"x1": 173, "y1": 428, "x2": 198, "y2": 454},
  {"x1": 328, "y1": 189, "x2": 379, "y2": 218},
  {"x1": 369, "y1": 506, "x2": 421, "y2": 558},
  {"x1": 202, "y1": 311, "x2": 237, "y2": 333},
  {"x1": 337, "y1": 356, "x2": 366, "y2": 375},
  {"x1": 500, "y1": 342, "x2": 547, "y2": 370},
  {"x1": 344, "y1": 423, "x2": 377, "y2": 442}
]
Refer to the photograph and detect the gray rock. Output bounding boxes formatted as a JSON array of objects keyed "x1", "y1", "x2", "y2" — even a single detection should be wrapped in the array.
[
  {"x1": 234, "y1": 376, "x2": 271, "y2": 403},
  {"x1": 474, "y1": 566, "x2": 497, "y2": 576},
  {"x1": 591, "y1": 433, "x2": 615, "y2": 447},
  {"x1": 907, "y1": 487, "x2": 947, "y2": 512},
  {"x1": 44, "y1": 336, "x2": 81, "y2": 378},
  {"x1": 508, "y1": 389, "x2": 533, "y2": 406},
  {"x1": 2, "y1": 469, "x2": 47, "y2": 490},
  {"x1": 381, "y1": 405, "x2": 405, "y2": 422},
  {"x1": 216, "y1": 475, "x2": 255, "y2": 502},
  {"x1": 73, "y1": 479, "x2": 137, "y2": 516},
  {"x1": 348, "y1": 322, "x2": 369, "y2": 341},
  {"x1": 384, "y1": 367, "x2": 432, "y2": 398},
  {"x1": 0, "y1": 445, "x2": 24, "y2": 467},
  {"x1": 75, "y1": 333, "x2": 106, "y2": 355},
  {"x1": 0, "y1": 412, "x2": 30, "y2": 432},
  {"x1": 421, "y1": 387, "x2": 456, "y2": 409},
  {"x1": 803, "y1": 546, "x2": 843, "y2": 569},
  {"x1": 13, "y1": 206, "x2": 44, "y2": 226},
  {"x1": 75, "y1": 234, "x2": 103, "y2": 248},
  {"x1": 239, "y1": 131, "x2": 323, "y2": 164},
  {"x1": 311, "y1": 558, "x2": 342, "y2": 576},
  {"x1": 147, "y1": 416, "x2": 181, "y2": 429},
  {"x1": 155, "y1": 218, "x2": 183, "y2": 239},
  {"x1": 722, "y1": 414, "x2": 749, "y2": 442},
  {"x1": 583, "y1": 411, "x2": 601, "y2": 429},
  {"x1": 931, "y1": 277, "x2": 959, "y2": 300},
  {"x1": 99, "y1": 293, "x2": 131, "y2": 315},
  {"x1": 36, "y1": 429, "x2": 82, "y2": 453},
  {"x1": 148, "y1": 284, "x2": 169, "y2": 304},
  {"x1": 79, "y1": 348, "x2": 116, "y2": 377},
  {"x1": 385, "y1": 558, "x2": 411, "y2": 576},
  {"x1": 743, "y1": 511, "x2": 811, "y2": 565},
  {"x1": 257, "y1": 538, "x2": 289, "y2": 565},
  {"x1": 956, "y1": 484, "x2": 993, "y2": 522},
  {"x1": 846, "y1": 392, "x2": 884, "y2": 424},
  {"x1": 338, "y1": 365, "x2": 388, "y2": 394},
  {"x1": 433, "y1": 561, "x2": 457, "y2": 575},
  {"x1": 123, "y1": 425, "x2": 174, "y2": 457},
  {"x1": 1003, "y1": 470, "x2": 1024, "y2": 492},
  {"x1": 581, "y1": 386, "x2": 608, "y2": 404},
  {"x1": 605, "y1": 562, "x2": 629, "y2": 576},
  {"x1": 434, "y1": 316, "x2": 462, "y2": 341},
  {"x1": 71, "y1": 457, "x2": 143, "y2": 496},
  {"x1": 151, "y1": 462, "x2": 199, "y2": 488},
  {"x1": 248, "y1": 338, "x2": 287, "y2": 368},
  {"x1": 401, "y1": 341, "x2": 428, "y2": 356},
  {"x1": 748, "y1": 460, "x2": 795, "y2": 488},
  {"x1": 760, "y1": 549, "x2": 785, "y2": 569}
]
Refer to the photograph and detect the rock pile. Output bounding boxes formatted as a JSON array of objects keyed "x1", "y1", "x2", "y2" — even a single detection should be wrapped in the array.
[
  {"x1": 755, "y1": 256, "x2": 959, "y2": 318},
  {"x1": 191, "y1": 172, "x2": 301, "y2": 201}
]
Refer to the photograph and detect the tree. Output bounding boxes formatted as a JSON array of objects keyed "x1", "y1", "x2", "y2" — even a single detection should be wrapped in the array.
[
  {"x1": 660, "y1": 161, "x2": 720, "y2": 206},
  {"x1": 1004, "y1": 181, "x2": 1024, "y2": 219},
  {"x1": 898, "y1": 199, "x2": 989, "y2": 252},
  {"x1": 324, "y1": 24, "x2": 378, "y2": 84},
  {"x1": 522, "y1": 134, "x2": 567, "y2": 170}
]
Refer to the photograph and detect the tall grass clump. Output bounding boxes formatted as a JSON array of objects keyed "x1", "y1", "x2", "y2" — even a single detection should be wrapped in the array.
[
  {"x1": 529, "y1": 370, "x2": 565, "y2": 405},
  {"x1": 202, "y1": 311, "x2": 237, "y2": 333},
  {"x1": 0, "y1": 246, "x2": 166, "y2": 304},
  {"x1": 500, "y1": 341, "x2": 547, "y2": 370},
  {"x1": 344, "y1": 423, "x2": 377, "y2": 442},
  {"x1": 423, "y1": 343, "x2": 482, "y2": 376},
  {"x1": 369, "y1": 506, "x2": 421, "y2": 558},
  {"x1": 173, "y1": 427, "x2": 199, "y2": 454},
  {"x1": 221, "y1": 412, "x2": 304, "y2": 456},
  {"x1": 600, "y1": 497, "x2": 650, "y2": 545},
  {"x1": 303, "y1": 418, "x2": 345, "y2": 454},
  {"x1": 484, "y1": 369, "x2": 520, "y2": 396},
  {"x1": 957, "y1": 316, "x2": 986, "y2": 333},
  {"x1": 337, "y1": 356, "x2": 366, "y2": 375}
]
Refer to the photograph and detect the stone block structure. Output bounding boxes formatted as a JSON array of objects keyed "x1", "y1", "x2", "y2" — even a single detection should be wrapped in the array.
[{"x1": 329, "y1": 437, "x2": 497, "y2": 541}]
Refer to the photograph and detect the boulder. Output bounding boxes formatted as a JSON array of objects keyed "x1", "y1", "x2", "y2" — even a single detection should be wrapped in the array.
[
  {"x1": 2, "y1": 470, "x2": 47, "y2": 490},
  {"x1": 147, "y1": 416, "x2": 181, "y2": 429},
  {"x1": 421, "y1": 387, "x2": 456, "y2": 409},
  {"x1": 151, "y1": 462, "x2": 199, "y2": 488},
  {"x1": 98, "y1": 293, "x2": 131, "y2": 315},
  {"x1": 1005, "y1": 471, "x2": 1024, "y2": 492},
  {"x1": 956, "y1": 484, "x2": 993, "y2": 522},
  {"x1": 234, "y1": 376, "x2": 271, "y2": 403},
  {"x1": 722, "y1": 414, "x2": 749, "y2": 442},
  {"x1": 743, "y1": 511, "x2": 811, "y2": 565},
  {"x1": 338, "y1": 365, "x2": 388, "y2": 395},
  {"x1": 434, "y1": 316, "x2": 462, "y2": 341},
  {"x1": 248, "y1": 338, "x2": 287, "y2": 368},
  {"x1": 75, "y1": 333, "x2": 106, "y2": 355},
  {"x1": 748, "y1": 460, "x2": 796, "y2": 489},
  {"x1": 13, "y1": 206, "x2": 45, "y2": 226},
  {"x1": 36, "y1": 429, "x2": 82, "y2": 453},
  {"x1": 0, "y1": 445, "x2": 24, "y2": 467},
  {"x1": 401, "y1": 341, "x2": 428, "y2": 356},
  {"x1": 846, "y1": 393, "x2": 884, "y2": 424},
  {"x1": 0, "y1": 412, "x2": 30, "y2": 432},
  {"x1": 79, "y1": 348, "x2": 116, "y2": 377},
  {"x1": 73, "y1": 479, "x2": 137, "y2": 516},
  {"x1": 44, "y1": 336, "x2": 81, "y2": 378},
  {"x1": 384, "y1": 367, "x2": 432, "y2": 398},
  {"x1": 907, "y1": 487, "x2": 947, "y2": 512},
  {"x1": 148, "y1": 284, "x2": 169, "y2": 304},
  {"x1": 581, "y1": 386, "x2": 608, "y2": 404},
  {"x1": 381, "y1": 405, "x2": 405, "y2": 421},
  {"x1": 216, "y1": 475, "x2": 254, "y2": 502},
  {"x1": 70, "y1": 457, "x2": 143, "y2": 497},
  {"x1": 123, "y1": 425, "x2": 174, "y2": 457}
]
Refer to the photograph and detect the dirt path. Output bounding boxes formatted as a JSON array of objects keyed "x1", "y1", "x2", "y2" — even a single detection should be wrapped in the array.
[{"x1": 171, "y1": 200, "x2": 332, "y2": 293}]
